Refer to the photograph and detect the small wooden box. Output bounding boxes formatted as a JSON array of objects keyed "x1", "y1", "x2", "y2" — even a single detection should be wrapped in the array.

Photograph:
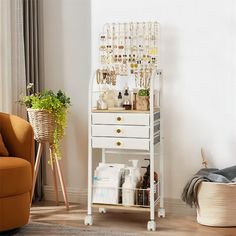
[{"x1": 136, "y1": 96, "x2": 150, "y2": 111}]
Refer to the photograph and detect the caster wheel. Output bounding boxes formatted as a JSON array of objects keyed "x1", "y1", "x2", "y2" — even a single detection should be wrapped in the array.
[
  {"x1": 158, "y1": 208, "x2": 166, "y2": 218},
  {"x1": 147, "y1": 220, "x2": 156, "y2": 231},
  {"x1": 84, "y1": 215, "x2": 93, "y2": 226},
  {"x1": 99, "y1": 208, "x2": 106, "y2": 214}
]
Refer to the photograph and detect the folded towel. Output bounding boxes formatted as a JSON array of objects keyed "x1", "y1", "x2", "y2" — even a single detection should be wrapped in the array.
[{"x1": 182, "y1": 166, "x2": 236, "y2": 207}]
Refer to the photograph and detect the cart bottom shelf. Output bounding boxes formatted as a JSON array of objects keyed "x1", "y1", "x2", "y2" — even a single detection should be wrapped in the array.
[{"x1": 92, "y1": 202, "x2": 159, "y2": 212}]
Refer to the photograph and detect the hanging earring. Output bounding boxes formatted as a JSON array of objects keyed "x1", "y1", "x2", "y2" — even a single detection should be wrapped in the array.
[{"x1": 96, "y1": 69, "x2": 100, "y2": 84}]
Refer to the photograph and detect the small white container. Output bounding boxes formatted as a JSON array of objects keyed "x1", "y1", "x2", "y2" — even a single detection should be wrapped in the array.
[
  {"x1": 129, "y1": 160, "x2": 141, "y2": 184},
  {"x1": 97, "y1": 95, "x2": 108, "y2": 110},
  {"x1": 122, "y1": 175, "x2": 135, "y2": 206}
]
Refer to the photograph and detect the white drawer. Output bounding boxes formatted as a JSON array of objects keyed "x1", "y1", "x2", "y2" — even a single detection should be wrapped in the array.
[
  {"x1": 92, "y1": 113, "x2": 149, "y2": 126},
  {"x1": 92, "y1": 125, "x2": 149, "y2": 138},
  {"x1": 92, "y1": 137, "x2": 150, "y2": 151}
]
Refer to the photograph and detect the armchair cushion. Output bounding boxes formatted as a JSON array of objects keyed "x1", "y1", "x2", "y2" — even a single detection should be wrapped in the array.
[
  {"x1": 0, "y1": 157, "x2": 32, "y2": 198},
  {"x1": 0, "y1": 133, "x2": 9, "y2": 156}
]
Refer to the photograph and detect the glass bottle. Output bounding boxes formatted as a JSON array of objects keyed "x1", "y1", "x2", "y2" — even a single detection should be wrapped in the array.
[
  {"x1": 117, "y1": 91, "x2": 123, "y2": 107},
  {"x1": 123, "y1": 89, "x2": 131, "y2": 110}
]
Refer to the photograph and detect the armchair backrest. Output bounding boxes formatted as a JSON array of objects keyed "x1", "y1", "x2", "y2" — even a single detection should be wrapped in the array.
[{"x1": 0, "y1": 113, "x2": 34, "y2": 169}]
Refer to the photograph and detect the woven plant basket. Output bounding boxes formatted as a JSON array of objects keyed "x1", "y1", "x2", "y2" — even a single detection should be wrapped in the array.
[
  {"x1": 197, "y1": 182, "x2": 236, "y2": 227},
  {"x1": 27, "y1": 108, "x2": 56, "y2": 144}
]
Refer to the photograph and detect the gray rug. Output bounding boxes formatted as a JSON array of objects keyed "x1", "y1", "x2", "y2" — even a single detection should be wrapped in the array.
[{"x1": 12, "y1": 222, "x2": 138, "y2": 236}]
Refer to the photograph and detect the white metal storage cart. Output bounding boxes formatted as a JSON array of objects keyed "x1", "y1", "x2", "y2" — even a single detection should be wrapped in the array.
[{"x1": 85, "y1": 22, "x2": 165, "y2": 231}]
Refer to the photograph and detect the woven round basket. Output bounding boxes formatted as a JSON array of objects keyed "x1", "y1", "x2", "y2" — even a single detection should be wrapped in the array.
[
  {"x1": 197, "y1": 182, "x2": 236, "y2": 227},
  {"x1": 27, "y1": 108, "x2": 56, "y2": 144}
]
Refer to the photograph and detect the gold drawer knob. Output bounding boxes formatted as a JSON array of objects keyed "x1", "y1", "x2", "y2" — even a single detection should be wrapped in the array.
[
  {"x1": 116, "y1": 141, "x2": 121, "y2": 146},
  {"x1": 116, "y1": 128, "x2": 121, "y2": 134},
  {"x1": 117, "y1": 116, "x2": 122, "y2": 121}
]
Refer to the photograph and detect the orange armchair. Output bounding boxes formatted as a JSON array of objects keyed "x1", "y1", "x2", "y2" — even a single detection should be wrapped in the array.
[{"x1": 0, "y1": 112, "x2": 34, "y2": 232}]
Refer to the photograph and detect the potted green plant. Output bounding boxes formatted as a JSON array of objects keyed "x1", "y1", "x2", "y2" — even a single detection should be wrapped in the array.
[{"x1": 20, "y1": 83, "x2": 71, "y2": 161}]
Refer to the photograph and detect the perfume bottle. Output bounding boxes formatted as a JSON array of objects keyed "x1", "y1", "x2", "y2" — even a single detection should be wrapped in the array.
[
  {"x1": 123, "y1": 89, "x2": 131, "y2": 110},
  {"x1": 117, "y1": 91, "x2": 123, "y2": 107}
]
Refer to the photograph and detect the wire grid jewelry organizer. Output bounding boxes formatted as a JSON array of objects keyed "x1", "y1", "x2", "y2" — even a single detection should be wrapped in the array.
[{"x1": 97, "y1": 22, "x2": 159, "y2": 89}]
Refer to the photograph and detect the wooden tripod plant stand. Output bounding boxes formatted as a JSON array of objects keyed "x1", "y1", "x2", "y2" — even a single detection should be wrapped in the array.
[
  {"x1": 31, "y1": 142, "x2": 69, "y2": 210},
  {"x1": 27, "y1": 108, "x2": 69, "y2": 210}
]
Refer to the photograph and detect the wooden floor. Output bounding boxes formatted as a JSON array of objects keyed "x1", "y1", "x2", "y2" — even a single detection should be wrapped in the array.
[{"x1": 31, "y1": 201, "x2": 236, "y2": 236}]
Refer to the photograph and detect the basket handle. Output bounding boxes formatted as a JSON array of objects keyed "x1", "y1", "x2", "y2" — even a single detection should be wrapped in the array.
[{"x1": 201, "y1": 147, "x2": 208, "y2": 168}]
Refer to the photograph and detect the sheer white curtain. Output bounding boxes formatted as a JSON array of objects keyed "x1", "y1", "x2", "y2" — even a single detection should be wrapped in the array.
[
  {"x1": 0, "y1": 0, "x2": 12, "y2": 113},
  {"x1": 0, "y1": 0, "x2": 26, "y2": 117}
]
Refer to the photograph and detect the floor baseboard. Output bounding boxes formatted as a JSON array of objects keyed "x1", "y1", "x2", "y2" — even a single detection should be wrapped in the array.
[{"x1": 43, "y1": 185, "x2": 87, "y2": 205}]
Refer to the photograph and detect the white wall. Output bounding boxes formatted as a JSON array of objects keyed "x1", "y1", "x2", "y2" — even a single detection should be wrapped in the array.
[
  {"x1": 42, "y1": 0, "x2": 91, "y2": 198},
  {"x1": 91, "y1": 0, "x2": 236, "y2": 199},
  {"x1": 42, "y1": 0, "x2": 236, "y2": 202}
]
